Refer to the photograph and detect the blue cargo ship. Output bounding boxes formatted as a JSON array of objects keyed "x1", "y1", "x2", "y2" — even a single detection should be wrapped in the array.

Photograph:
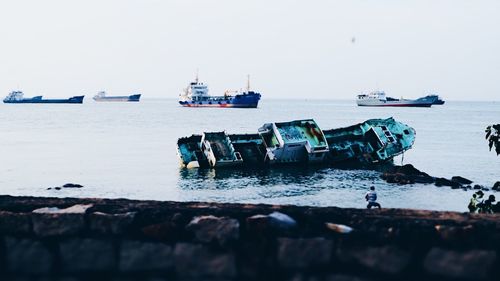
[
  {"x1": 179, "y1": 75, "x2": 261, "y2": 108},
  {"x1": 3, "y1": 91, "x2": 84, "y2": 104}
]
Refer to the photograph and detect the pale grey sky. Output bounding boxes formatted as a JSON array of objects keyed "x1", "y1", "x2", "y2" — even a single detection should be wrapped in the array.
[{"x1": 0, "y1": 0, "x2": 499, "y2": 100}]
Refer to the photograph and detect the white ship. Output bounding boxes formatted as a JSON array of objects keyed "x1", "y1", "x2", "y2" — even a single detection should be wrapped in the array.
[
  {"x1": 356, "y1": 91, "x2": 437, "y2": 107},
  {"x1": 93, "y1": 91, "x2": 141, "y2": 102}
]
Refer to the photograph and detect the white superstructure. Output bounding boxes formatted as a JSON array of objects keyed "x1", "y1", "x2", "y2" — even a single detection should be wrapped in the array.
[{"x1": 179, "y1": 73, "x2": 209, "y2": 102}]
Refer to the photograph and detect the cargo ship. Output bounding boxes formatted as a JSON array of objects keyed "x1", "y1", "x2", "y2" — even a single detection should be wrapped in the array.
[
  {"x1": 356, "y1": 91, "x2": 438, "y2": 107},
  {"x1": 179, "y1": 75, "x2": 261, "y2": 108},
  {"x1": 177, "y1": 117, "x2": 416, "y2": 168},
  {"x1": 425, "y1": 94, "x2": 445, "y2": 105},
  {"x1": 93, "y1": 91, "x2": 141, "y2": 102},
  {"x1": 3, "y1": 91, "x2": 84, "y2": 104}
]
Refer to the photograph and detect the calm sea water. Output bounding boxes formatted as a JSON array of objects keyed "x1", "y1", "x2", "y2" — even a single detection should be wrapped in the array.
[{"x1": 0, "y1": 99, "x2": 498, "y2": 212}]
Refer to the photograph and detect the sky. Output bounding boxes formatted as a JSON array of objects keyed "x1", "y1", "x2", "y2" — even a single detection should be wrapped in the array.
[{"x1": 0, "y1": 0, "x2": 499, "y2": 100}]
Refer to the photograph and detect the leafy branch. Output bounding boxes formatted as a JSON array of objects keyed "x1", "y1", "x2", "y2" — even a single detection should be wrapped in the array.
[{"x1": 486, "y1": 124, "x2": 500, "y2": 155}]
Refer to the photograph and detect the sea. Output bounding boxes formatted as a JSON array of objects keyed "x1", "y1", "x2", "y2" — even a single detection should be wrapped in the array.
[{"x1": 0, "y1": 99, "x2": 498, "y2": 212}]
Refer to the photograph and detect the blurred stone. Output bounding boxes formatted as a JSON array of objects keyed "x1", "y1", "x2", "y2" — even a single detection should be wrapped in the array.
[
  {"x1": 89, "y1": 211, "x2": 136, "y2": 235},
  {"x1": 337, "y1": 245, "x2": 411, "y2": 274},
  {"x1": 277, "y1": 238, "x2": 333, "y2": 269},
  {"x1": 492, "y1": 181, "x2": 500, "y2": 191},
  {"x1": 59, "y1": 238, "x2": 115, "y2": 273},
  {"x1": 5, "y1": 237, "x2": 53, "y2": 274},
  {"x1": 174, "y1": 243, "x2": 236, "y2": 278},
  {"x1": 32, "y1": 204, "x2": 93, "y2": 236},
  {"x1": 246, "y1": 214, "x2": 271, "y2": 233},
  {"x1": 326, "y1": 274, "x2": 372, "y2": 281},
  {"x1": 141, "y1": 213, "x2": 187, "y2": 241},
  {"x1": 0, "y1": 211, "x2": 31, "y2": 235},
  {"x1": 186, "y1": 215, "x2": 239, "y2": 246},
  {"x1": 119, "y1": 240, "x2": 173, "y2": 272},
  {"x1": 326, "y1": 223, "x2": 354, "y2": 234},
  {"x1": 423, "y1": 248, "x2": 496, "y2": 280},
  {"x1": 268, "y1": 212, "x2": 297, "y2": 230}
]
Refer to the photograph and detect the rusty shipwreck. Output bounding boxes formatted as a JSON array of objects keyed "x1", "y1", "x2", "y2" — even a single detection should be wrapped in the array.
[{"x1": 177, "y1": 118, "x2": 416, "y2": 168}]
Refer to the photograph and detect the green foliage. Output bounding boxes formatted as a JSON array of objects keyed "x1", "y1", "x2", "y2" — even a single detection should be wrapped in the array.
[{"x1": 485, "y1": 124, "x2": 500, "y2": 155}]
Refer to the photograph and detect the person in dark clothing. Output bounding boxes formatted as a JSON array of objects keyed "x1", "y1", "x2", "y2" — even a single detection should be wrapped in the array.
[
  {"x1": 365, "y1": 186, "x2": 381, "y2": 209},
  {"x1": 480, "y1": 195, "x2": 496, "y2": 214}
]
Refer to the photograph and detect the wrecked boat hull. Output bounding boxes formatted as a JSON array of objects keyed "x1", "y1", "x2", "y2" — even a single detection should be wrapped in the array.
[{"x1": 177, "y1": 118, "x2": 416, "y2": 169}]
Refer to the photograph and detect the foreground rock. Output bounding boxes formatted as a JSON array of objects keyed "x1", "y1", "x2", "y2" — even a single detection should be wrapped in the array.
[
  {"x1": 381, "y1": 164, "x2": 434, "y2": 184},
  {"x1": 0, "y1": 195, "x2": 499, "y2": 281}
]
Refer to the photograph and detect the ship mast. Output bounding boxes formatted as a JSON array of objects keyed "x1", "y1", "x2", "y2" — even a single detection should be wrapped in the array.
[
  {"x1": 195, "y1": 69, "x2": 199, "y2": 83},
  {"x1": 246, "y1": 74, "x2": 250, "y2": 92}
]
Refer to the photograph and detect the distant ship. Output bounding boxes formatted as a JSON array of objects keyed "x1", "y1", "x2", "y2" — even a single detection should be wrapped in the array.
[
  {"x1": 425, "y1": 94, "x2": 445, "y2": 105},
  {"x1": 3, "y1": 91, "x2": 84, "y2": 104},
  {"x1": 93, "y1": 91, "x2": 141, "y2": 102},
  {"x1": 179, "y1": 74, "x2": 261, "y2": 108},
  {"x1": 356, "y1": 91, "x2": 438, "y2": 107}
]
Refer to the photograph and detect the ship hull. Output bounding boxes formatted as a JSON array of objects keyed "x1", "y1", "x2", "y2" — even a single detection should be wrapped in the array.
[
  {"x1": 93, "y1": 94, "x2": 141, "y2": 102},
  {"x1": 3, "y1": 96, "x2": 84, "y2": 104},
  {"x1": 177, "y1": 118, "x2": 416, "y2": 169},
  {"x1": 357, "y1": 103, "x2": 432, "y2": 107},
  {"x1": 179, "y1": 93, "x2": 261, "y2": 108}
]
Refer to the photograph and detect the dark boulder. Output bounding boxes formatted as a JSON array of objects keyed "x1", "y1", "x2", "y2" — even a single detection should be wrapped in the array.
[
  {"x1": 451, "y1": 176, "x2": 473, "y2": 185},
  {"x1": 435, "y1": 178, "x2": 461, "y2": 188},
  {"x1": 381, "y1": 164, "x2": 434, "y2": 185},
  {"x1": 492, "y1": 181, "x2": 500, "y2": 191},
  {"x1": 63, "y1": 183, "x2": 83, "y2": 188}
]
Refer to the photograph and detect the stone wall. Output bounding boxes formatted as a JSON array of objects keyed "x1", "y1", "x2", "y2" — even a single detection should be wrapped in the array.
[{"x1": 0, "y1": 195, "x2": 499, "y2": 281}]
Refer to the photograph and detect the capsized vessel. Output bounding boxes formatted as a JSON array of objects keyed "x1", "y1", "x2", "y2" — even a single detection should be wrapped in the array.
[
  {"x1": 3, "y1": 91, "x2": 84, "y2": 104},
  {"x1": 356, "y1": 91, "x2": 438, "y2": 107},
  {"x1": 177, "y1": 118, "x2": 416, "y2": 168},
  {"x1": 93, "y1": 91, "x2": 141, "y2": 102},
  {"x1": 179, "y1": 74, "x2": 261, "y2": 108}
]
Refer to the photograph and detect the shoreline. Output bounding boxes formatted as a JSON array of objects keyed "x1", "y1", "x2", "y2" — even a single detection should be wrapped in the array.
[{"x1": 0, "y1": 195, "x2": 498, "y2": 280}]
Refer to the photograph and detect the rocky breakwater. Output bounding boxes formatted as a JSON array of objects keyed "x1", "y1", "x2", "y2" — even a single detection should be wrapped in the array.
[{"x1": 0, "y1": 195, "x2": 499, "y2": 281}]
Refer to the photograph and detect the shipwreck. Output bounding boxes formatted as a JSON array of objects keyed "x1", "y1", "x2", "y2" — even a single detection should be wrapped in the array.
[{"x1": 177, "y1": 118, "x2": 416, "y2": 169}]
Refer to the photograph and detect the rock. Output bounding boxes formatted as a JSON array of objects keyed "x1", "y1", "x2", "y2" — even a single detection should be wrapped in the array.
[
  {"x1": 246, "y1": 214, "x2": 271, "y2": 233},
  {"x1": 119, "y1": 240, "x2": 173, "y2": 272},
  {"x1": 325, "y1": 223, "x2": 354, "y2": 234},
  {"x1": 325, "y1": 274, "x2": 373, "y2": 281},
  {"x1": 337, "y1": 245, "x2": 412, "y2": 275},
  {"x1": 381, "y1": 164, "x2": 434, "y2": 184},
  {"x1": 277, "y1": 238, "x2": 333, "y2": 269},
  {"x1": 481, "y1": 187, "x2": 490, "y2": 191},
  {"x1": 186, "y1": 215, "x2": 239, "y2": 246},
  {"x1": 435, "y1": 178, "x2": 461, "y2": 188},
  {"x1": 0, "y1": 211, "x2": 31, "y2": 235},
  {"x1": 451, "y1": 176, "x2": 473, "y2": 185},
  {"x1": 62, "y1": 183, "x2": 83, "y2": 188},
  {"x1": 493, "y1": 181, "x2": 500, "y2": 191},
  {"x1": 173, "y1": 243, "x2": 236, "y2": 278},
  {"x1": 32, "y1": 204, "x2": 93, "y2": 236},
  {"x1": 473, "y1": 184, "x2": 483, "y2": 190},
  {"x1": 89, "y1": 212, "x2": 136, "y2": 235},
  {"x1": 59, "y1": 238, "x2": 116, "y2": 273},
  {"x1": 268, "y1": 211, "x2": 297, "y2": 230},
  {"x1": 5, "y1": 237, "x2": 53, "y2": 274},
  {"x1": 423, "y1": 248, "x2": 497, "y2": 280}
]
